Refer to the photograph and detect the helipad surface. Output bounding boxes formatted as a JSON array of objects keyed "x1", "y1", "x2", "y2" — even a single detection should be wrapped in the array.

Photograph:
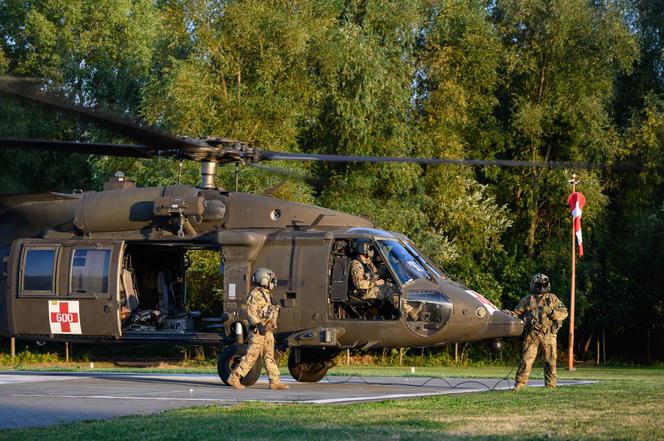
[{"x1": 0, "y1": 371, "x2": 592, "y2": 429}]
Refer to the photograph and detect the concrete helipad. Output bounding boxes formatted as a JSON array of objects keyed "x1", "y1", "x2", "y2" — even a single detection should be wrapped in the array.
[{"x1": 0, "y1": 371, "x2": 592, "y2": 429}]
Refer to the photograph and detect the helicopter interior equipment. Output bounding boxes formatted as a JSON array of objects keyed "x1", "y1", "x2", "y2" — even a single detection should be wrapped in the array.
[{"x1": 0, "y1": 76, "x2": 614, "y2": 386}]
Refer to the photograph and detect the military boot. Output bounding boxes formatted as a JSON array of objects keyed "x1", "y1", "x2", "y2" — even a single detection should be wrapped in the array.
[
  {"x1": 227, "y1": 372, "x2": 245, "y2": 390},
  {"x1": 269, "y1": 382, "x2": 290, "y2": 390}
]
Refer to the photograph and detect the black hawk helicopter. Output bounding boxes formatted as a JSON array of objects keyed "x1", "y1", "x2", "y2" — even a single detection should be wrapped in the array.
[{"x1": 0, "y1": 77, "x2": 607, "y2": 385}]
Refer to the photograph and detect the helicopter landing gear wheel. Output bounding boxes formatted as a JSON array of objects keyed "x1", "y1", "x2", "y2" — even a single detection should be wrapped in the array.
[
  {"x1": 288, "y1": 348, "x2": 338, "y2": 383},
  {"x1": 217, "y1": 344, "x2": 262, "y2": 387}
]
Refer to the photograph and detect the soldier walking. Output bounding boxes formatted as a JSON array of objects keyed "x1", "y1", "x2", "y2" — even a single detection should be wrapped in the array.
[
  {"x1": 511, "y1": 273, "x2": 568, "y2": 390},
  {"x1": 227, "y1": 267, "x2": 289, "y2": 390}
]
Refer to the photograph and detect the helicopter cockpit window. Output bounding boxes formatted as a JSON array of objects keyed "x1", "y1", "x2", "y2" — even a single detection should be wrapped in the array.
[
  {"x1": 403, "y1": 241, "x2": 445, "y2": 279},
  {"x1": 70, "y1": 248, "x2": 111, "y2": 296},
  {"x1": 22, "y1": 248, "x2": 57, "y2": 293},
  {"x1": 375, "y1": 239, "x2": 431, "y2": 285},
  {"x1": 405, "y1": 291, "x2": 453, "y2": 337},
  {"x1": 328, "y1": 239, "x2": 400, "y2": 321}
]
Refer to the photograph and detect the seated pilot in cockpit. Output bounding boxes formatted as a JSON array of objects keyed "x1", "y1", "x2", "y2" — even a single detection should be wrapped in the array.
[{"x1": 349, "y1": 239, "x2": 419, "y2": 320}]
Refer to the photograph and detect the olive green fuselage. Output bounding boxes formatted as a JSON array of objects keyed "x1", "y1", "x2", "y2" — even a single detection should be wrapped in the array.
[{"x1": 0, "y1": 185, "x2": 523, "y2": 349}]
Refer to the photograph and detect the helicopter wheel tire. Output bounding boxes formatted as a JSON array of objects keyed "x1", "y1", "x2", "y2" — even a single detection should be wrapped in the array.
[
  {"x1": 287, "y1": 350, "x2": 329, "y2": 383},
  {"x1": 217, "y1": 344, "x2": 262, "y2": 387}
]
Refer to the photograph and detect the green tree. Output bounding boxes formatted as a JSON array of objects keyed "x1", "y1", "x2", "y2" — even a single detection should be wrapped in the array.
[
  {"x1": 615, "y1": 0, "x2": 664, "y2": 124},
  {"x1": 297, "y1": 1, "x2": 512, "y2": 301},
  {"x1": 592, "y1": 94, "x2": 664, "y2": 358},
  {"x1": 410, "y1": 0, "x2": 512, "y2": 299},
  {"x1": 492, "y1": 0, "x2": 637, "y2": 258},
  {"x1": 0, "y1": 0, "x2": 161, "y2": 192},
  {"x1": 121, "y1": 0, "x2": 326, "y2": 201}
]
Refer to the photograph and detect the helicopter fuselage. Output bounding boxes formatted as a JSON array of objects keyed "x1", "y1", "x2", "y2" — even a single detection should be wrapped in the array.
[{"x1": 0, "y1": 182, "x2": 523, "y2": 354}]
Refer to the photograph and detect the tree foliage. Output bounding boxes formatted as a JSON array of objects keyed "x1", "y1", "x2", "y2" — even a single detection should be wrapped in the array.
[{"x1": 1, "y1": 0, "x2": 663, "y2": 359}]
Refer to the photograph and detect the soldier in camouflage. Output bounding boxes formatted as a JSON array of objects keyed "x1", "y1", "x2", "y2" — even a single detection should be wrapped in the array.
[
  {"x1": 511, "y1": 273, "x2": 568, "y2": 390},
  {"x1": 350, "y1": 239, "x2": 419, "y2": 320},
  {"x1": 227, "y1": 267, "x2": 289, "y2": 390}
]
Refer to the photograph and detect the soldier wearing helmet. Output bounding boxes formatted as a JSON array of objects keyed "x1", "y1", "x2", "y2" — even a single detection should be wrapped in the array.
[
  {"x1": 350, "y1": 239, "x2": 419, "y2": 320},
  {"x1": 510, "y1": 273, "x2": 568, "y2": 390},
  {"x1": 226, "y1": 267, "x2": 289, "y2": 390},
  {"x1": 350, "y1": 239, "x2": 385, "y2": 300}
]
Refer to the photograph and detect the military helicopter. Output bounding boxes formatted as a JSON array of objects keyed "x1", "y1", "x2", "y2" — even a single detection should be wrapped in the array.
[{"x1": 0, "y1": 77, "x2": 599, "y2": 386}]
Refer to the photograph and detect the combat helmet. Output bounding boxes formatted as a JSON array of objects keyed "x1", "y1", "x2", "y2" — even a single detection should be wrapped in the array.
[
  {"x1": 530, "y1": 273, "x2": 550, "y2": 294},
  {"x1": 253, "y1": 267, "x2": 278, "y2": 290},
  {"x1": 352, "y1": 238, "x2": 374, "y2": 257}
]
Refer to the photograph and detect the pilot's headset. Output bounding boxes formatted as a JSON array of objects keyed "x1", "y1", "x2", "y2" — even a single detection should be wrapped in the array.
[
  {"x1": 253, "y1": 267, "x2": 278, "y2": 290},
  {"x1": 353, "y1": 238, "x2": 374, "y2": 258},
  {"x1": 530, "y1": 273, "x2": 550, "y2": 294}
]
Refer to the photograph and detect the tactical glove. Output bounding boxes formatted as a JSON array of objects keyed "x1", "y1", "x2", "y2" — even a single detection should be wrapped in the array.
[{"x1": 255, "y1": 323, "x2": 266, "y2": 335}]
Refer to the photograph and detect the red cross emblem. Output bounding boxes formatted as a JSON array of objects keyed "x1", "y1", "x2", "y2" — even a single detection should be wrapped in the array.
[{"x1": 48, "y1": 301, "x2": 82, "y2": 334}]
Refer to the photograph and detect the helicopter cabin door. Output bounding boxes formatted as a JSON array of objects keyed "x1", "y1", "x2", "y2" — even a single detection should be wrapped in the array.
[{"x1": 7, "y1": 239, "x2": 124, "y2": 338}]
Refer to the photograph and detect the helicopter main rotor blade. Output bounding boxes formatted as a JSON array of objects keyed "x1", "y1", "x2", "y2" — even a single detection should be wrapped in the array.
[
  {"x1": 0, "y1": 138, "x2": 162, "y2": 158},
  {"x1": 247, "y1": 163, "x2": 325, "y2": 185},
  {"x1": 260, "y1": 150, "x2": 652, "y2": 171},
  {"x1": 0, "y1": 76, "x2": 212, "y2": 156},
  {"x1": 1, "y1": 78, "x2": 655, "y2": 172}
]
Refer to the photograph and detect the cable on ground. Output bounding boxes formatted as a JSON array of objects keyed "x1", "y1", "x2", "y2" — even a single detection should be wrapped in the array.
[{"x1": 321, "y1": 366, "x2": 517, "y2": 392}]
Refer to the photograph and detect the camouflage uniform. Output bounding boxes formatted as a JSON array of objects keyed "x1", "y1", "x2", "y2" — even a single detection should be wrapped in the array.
[
  {"x1": 232, "y1": 286, "x2": 283, "y2": 386},
  {"x1": 351, "y1": 259, "x2": 391, "y2": 301},
  {"x1": 513, "y1": 292, "x2": 568, "y2": 388},
  {"x1": 350, "y1": 258, "x2": 417, "y2": 319}
]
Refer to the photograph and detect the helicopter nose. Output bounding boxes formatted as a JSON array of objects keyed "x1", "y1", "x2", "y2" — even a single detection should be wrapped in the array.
[{"x1": 469, "y1": 310, "x2": 524, "y2": 341}]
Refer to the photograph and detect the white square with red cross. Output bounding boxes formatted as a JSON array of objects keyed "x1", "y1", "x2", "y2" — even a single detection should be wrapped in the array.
[{"x1": 48, "y1": 301, "x2": 82, "y2": 334}]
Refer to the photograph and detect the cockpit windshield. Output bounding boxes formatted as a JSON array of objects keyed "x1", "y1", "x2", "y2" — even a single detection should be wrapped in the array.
[
  {"x1": 403, "y1": 241, "x2": 445, "y2": 279},
  {"x1": 376, "y1": 239, "x2": 431, "y2": 284}
]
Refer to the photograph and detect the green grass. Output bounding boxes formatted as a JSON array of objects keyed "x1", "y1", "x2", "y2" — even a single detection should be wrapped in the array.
[{"x1": 1, "y1": 365, "x2": 663, "y2": 440}]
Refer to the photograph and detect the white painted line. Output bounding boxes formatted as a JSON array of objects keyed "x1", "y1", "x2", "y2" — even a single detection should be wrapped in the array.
[
  {"x1": 0, "y1": 391, "x2": 459, "y2": 405},
  {"x1": 0, "y1": 380, "x2": 596, "y2": 406}
]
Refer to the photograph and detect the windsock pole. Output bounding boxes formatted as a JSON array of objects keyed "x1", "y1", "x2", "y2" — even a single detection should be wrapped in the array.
[{"x1": 568, "y1": 174, "x2": 578, "y2": 371}]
